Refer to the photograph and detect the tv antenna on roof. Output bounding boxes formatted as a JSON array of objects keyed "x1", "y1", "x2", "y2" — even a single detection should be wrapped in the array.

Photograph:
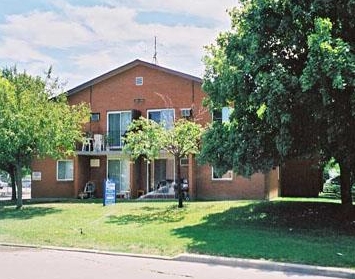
[{"x1": 152, "y1": 36, "x2": 158, "y2": 65}]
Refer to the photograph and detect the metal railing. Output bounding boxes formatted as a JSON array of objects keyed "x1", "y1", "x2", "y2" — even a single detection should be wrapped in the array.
[{"x1": 78, "y1": 130, "x2": 126, "y2": 152}]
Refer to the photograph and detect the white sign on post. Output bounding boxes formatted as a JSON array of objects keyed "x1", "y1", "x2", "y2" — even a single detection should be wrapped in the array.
[{"x1": 103, "y1": 180, "x2": 116, "y2": 206}]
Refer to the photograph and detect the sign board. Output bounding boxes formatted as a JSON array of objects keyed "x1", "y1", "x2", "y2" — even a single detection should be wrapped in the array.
[
  {"x1": 90, "y1": 159, "x2": 100, "y2": 167},
  {"x1": 103, "y1": 180, "x2": 116, "y2": 206},
  {"x1": 32, "y1": 171, "x2": 42, "y2": 181}
]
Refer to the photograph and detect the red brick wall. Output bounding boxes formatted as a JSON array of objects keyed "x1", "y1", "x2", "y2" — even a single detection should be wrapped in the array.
[
  {"x1": 85, "y1": 156, "x2": 107, "y2": 197},
  {"x1": 280, "y1": 159, "x2": 322, "y2": 197},
  {"x1": 32, "y1": 62, "x2": 274, "y2": 200},
  {"x1": 31, "y1": 157, "x2": 76, "y2": 198},
  {"x1": 195, "y1": 164, "x2": 267, "y2": 200},
  {"x1": 68, "y1": 65, "x2": 208, "y2": 127}
]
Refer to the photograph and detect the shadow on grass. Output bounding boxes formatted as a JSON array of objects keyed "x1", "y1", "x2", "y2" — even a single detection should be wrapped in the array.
[
  {"x1": 0, "y1": 205, "x2": 62, "y2": 220},
  {"x1": 106, "y1": 204, "x2": 186, "y2": 225},
  {"x1": 204, "y1": 201, "x2": 355, "y2": 233},
  {"x1": 172, "y1": 201, "x2": 355, "y2": 267}
]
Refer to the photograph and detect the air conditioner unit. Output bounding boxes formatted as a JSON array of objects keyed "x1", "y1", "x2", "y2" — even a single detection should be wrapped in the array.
[{"x1": 181, "y1": 108, "x2": 192, "y2": 117}]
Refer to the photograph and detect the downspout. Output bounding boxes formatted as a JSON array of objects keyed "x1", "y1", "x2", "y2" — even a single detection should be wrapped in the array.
[
  {"x1": 146, "y1": 161, "x2": 150, "y2": 194},
  {"x1": 191, "y1": 81, "x2": 195, "y2": 103},
  {"x1": 89, "y1": 85, "x2": 93, "y2": 131}
]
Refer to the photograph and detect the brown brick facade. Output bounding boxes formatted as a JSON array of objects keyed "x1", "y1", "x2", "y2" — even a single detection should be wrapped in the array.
[{"x1": 31, "y1": 60, "x2": 281, "y2": 200}]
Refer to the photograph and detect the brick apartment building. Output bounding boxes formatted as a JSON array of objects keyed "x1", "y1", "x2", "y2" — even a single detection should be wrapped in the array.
[{"x1": 31, "y1": 59, "x2": 319, "y2": 200}]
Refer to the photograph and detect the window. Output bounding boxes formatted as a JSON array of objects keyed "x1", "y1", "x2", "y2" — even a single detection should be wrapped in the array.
[
  {"x1": 213, "y1": 107, "x2": 233, "y2": 123},
  {"x1": 90, "y1": 113, "x2": 100, "y2": 122},
  {"x1": 107, "y1": 111, "x2": 132, "y2": 148},
  {"x1": 181, "y1": 108, "x2": 192, "y2": 118},
  {"x1": 135, "y1": 76, "x2": 143, "y2": 86},
  {"x1": 212, "y1": 167, "x2": 233, "y2": 181},
  {"x1": 57, "y1": 160, "x2": 74, "y2": 181},
  {"x1": 180, "y1": 157, "x2": 189, "y2": 166},
  {"x1": 148, "y1": 109, "x2": 175, "y2": 129}
]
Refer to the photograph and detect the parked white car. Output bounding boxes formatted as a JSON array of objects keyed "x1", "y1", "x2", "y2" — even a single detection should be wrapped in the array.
[
  {"x1": 22, "y1": 178, "x2": 31, "y2": 188},
  {"x1": 0, "y1": 180, "x2": 8, "y2": 189}
]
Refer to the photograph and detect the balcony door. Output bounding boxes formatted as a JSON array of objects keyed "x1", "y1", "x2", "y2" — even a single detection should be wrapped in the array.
[{"x1": 107, "y1": 111, "x2": 132, "y2": 148}]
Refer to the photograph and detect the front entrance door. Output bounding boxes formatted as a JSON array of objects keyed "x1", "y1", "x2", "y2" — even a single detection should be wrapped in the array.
[
  {"x1": 107, "y1": 159, "x2": 130, "y2": 194},
  {"x1": 151, "y1": 158, "x2": 175, "y2": 190},
  {"x1": 154, "y1": 159, "x2": 167, "y2": 188}
]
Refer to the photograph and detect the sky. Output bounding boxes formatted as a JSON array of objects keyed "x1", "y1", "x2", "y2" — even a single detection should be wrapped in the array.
[{"x1": 0, "y1": 0, "x2": 238, "y2": 90}]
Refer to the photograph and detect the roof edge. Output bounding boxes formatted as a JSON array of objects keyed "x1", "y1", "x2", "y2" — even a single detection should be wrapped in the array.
[{"x1": 66, "y1": 59, "x2": 202, "y2": 96}]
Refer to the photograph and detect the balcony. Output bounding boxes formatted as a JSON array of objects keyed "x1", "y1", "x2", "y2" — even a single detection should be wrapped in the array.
[{"x1": 76, "y1": 131, "x2": 125, "y2": 155}]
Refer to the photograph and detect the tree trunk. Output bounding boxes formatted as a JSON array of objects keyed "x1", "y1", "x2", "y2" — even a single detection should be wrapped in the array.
[
  {"x1": 338, "y1": 161, "x2": 353, "y2": 210},
  {"x1": 14, "y1": 163, "x2": 23, "y2": 209},
  {"x1": 176, "y1": 155, "x2": 183, "y2": 208},
  {"x1": 10, "y1": 166, "x2": 17, "y2": 201}
]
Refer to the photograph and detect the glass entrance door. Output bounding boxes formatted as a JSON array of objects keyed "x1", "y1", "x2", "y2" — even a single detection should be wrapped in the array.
[
  {"x1": 154, "y1": 159, "x2": 167, "y2": 187},
  {"x1": 152, "y1": 158, "x2": 175, "y2": 189},
  {"x1": 107, "y1": 159, "x2": 130, "y2": 194}
]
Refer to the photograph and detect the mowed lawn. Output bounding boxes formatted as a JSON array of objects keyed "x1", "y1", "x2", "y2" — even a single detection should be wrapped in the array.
[{"x1": 0, "y1": 198, "x2": 354, "y2": 268}]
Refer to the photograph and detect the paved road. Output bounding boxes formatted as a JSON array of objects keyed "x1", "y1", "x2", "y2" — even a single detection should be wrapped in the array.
[{"x1": 0, "y1": 246, "x2": 347, "y2": 279}]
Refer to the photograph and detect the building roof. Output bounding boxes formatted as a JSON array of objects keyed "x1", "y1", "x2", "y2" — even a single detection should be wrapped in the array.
[{"x1": 67, "y1": 59, "x2": 202, "y2": 96}]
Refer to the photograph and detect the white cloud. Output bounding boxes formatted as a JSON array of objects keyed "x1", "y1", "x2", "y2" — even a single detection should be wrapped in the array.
[
  {"x1": 72, "y1": 49, "x2": 116, "y2": 73},
  {"x1": 0, "y1": 0, "x2": 238, "y2": 89},
  {"x1": 106, "y1": 0, "x2": 236, "y2": 25},
  {"x1": 0, "y1": 11, "x2": 93, "y2": 49},
  {"x1": 0, "y1": 38, "x2": 55, "y2": 63},
  {"x1": 62, "y1": 5, "x2": 139, "y2": 42}
]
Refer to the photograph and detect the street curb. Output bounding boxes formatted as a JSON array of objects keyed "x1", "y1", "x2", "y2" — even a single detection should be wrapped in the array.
[
  {"x1": 1, "y1": 243, "x2": 355, "y2": 278},
  {"x1": 0, "y1": 243, "x2": 173, "y2": 261},
  {"x1": 174, "y1": 253, "x2": 355, "y2": 279}
]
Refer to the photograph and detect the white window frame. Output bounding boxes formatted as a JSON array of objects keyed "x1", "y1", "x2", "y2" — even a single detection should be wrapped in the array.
[
  {"x1": 180, "y1": 108, "x2": 192, "y2": 118},
  {"x1": 57, "y1": 160, "x2": 74, "y2": 181},
  {"x1": 135, "y1": 76, "x2": 143, "y2": 86},
  {"x1": 212, "y1": 107, "x2": 233, "y2": 123},
  {"x1": 212, "y1": 167, "x2": 233, "y2": 181},
  {"x1": 90, "y1": 112, "x2": 100, "y2": 122},
  {"x1": 147, "y1": 108, "x2": 175, "y2": 129}
]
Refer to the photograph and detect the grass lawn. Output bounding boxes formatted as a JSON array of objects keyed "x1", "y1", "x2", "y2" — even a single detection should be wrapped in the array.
[{"x1": 0, "y1": 198, "x2": 354, "y2": 268}]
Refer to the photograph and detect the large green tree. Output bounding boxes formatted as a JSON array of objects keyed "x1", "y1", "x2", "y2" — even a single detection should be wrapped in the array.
[
  {"x1": 124, "y1": 117, "x2": 203, "y2": 208},
  {"x1": 201, "y1": 0, "x2": 355, "y2": 209},
  {"x1": 0, "y1": 68, "x2": 90, "y2": 208}
]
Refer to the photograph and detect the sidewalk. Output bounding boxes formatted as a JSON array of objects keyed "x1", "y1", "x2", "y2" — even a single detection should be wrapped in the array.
[{"x1": 1, "y1": 243, "x2": 354, "y2": 279}]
